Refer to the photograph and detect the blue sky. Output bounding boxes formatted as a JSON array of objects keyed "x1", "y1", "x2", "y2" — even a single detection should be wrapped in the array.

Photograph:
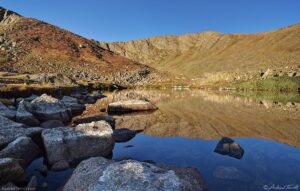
[{"x1": 1, "y1": 0, "x2": 300, "y2": 42}]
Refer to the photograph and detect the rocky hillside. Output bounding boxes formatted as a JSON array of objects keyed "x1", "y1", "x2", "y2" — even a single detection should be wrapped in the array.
[
  {"x1": 99, "y1": 24, "x2": 300, "y2": 79},
  {"x1": 0, "y1": 7, "x2": 164, "y2": 85}
]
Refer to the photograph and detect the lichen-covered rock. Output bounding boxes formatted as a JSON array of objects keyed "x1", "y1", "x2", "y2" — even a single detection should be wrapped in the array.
[
  {"x1": 0, "y1": 117, "x2": 42, "y2": 147},
  {"x1": 0, "y1": 101, "x2": 16, "y2": 119},
  {"x1": 40, "y1": 120, "x2": 65, "y2": 129},
  {"x1": 108, "y1": 100, "x2": 158, "y2": 114},
  {"x1": 30, "y1": 94, "x2": 71, "y2": 122},
  {"x1": 0, "y1": 136, "x2": 41, "y2": 166},
  {"x1": 42, "y1": 121, "x2": 114, "y2": 168},
  {"x1": 61, "y1": 96, "x2": 85, "y2": 116},
  {"x1": 63, "y1": 157, "x2": 207, "y2": 191},
  {"x1": 0, "y1": 158, "x2": 26, "y2": 185},
  {"x1": 214, "y1": 137, "x2": 244, "y2": 159},
  {"x1": 73, "y1": 115, "x2": 115, "y2": 129},
  {"x1": 15, "y1": 100, "x2": 40, "y2": 126}
]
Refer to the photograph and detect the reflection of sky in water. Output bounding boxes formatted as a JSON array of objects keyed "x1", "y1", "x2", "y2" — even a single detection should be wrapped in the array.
[{"x1": 113, "y1": 134, "x2": 300, "y2": 191}]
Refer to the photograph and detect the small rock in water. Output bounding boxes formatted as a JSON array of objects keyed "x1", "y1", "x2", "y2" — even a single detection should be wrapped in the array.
[
  {"x1": 214, "y1": 137, "x2": 244, "y2": 159},
  {"x1": 113, "y1": 128, "x2": 138, "y2": 143},
  {"x1": 51, "y1": 160, "x2": 70, "y2": 171},
  {"x1": 108, "y1": 99, "x2": 158, "y2": 114}
]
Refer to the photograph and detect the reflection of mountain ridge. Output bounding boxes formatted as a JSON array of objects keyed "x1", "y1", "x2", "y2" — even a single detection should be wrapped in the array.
[
  {"x1": 79, "y1": 90, "x2": 300, "y2": 147},
  {"x1": 107, "y1": 90, "x2": 300, "y2": 148}
]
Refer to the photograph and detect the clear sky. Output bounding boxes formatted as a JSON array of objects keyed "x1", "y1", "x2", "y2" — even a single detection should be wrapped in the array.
[{"x1": 1, "y1": 0, "x2": 300, "y2": 42}]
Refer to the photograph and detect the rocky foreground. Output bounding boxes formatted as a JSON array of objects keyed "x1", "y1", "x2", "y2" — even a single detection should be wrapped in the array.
[{"x1": 0, "y1": 92, "x2": 207, "y2": 190}]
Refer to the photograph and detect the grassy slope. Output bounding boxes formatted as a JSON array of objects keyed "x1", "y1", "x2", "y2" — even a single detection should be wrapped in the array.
[{"x1": 100, "y1": 24, "x2": 300, "y2": 78}]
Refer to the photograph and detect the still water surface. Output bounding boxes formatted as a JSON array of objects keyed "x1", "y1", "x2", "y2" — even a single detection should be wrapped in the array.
[{"x1": 29, "y1": 90, "x2": 300, "y2": 191}]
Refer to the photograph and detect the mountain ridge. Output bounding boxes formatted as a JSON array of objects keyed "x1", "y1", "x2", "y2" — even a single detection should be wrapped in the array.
[
  {"x1": 0, "y1": 7, "x2": 164, "y2": 85},
  {"x1": 99, "y1": 23, "x2": 300, "y2": 79}
]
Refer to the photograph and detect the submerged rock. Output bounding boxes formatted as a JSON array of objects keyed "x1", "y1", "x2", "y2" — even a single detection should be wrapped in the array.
[
  {"x1": 42, "y1": 121, "x2": 114, "y2": 168},
  {"x1": 113, "y1": 128, "x2": 140, "y2": 142},
  {"x1": 15, "y1": 100, "x2": 40, "y2": 126},
  {"x1": 40, "y1": 120, "x2": 65, "y2": 129},
  {"x1": 30, "y1": 94, "x2": 71, "y2": 122},
  {"x1": 51, "y1": 160, "x2": 70, "y2": 171},
  {"x1": 213, "y1": 166, "x2": 251, "y2": 183},
  {"x1": 214, "y1": 137, "x2": 244, "y2": 159},
  {"x1": 108, "y1": 99, "x2": 158, "y2": 114},
  {"x1": 0, "y1": 101, "x2": 16, "y2": 119},
  {"x1": 0, "y1": 136, "x2": 41, "y2": 166},
  {"x1": 0, "y1": 158, "x2": 26, "y2": 185},
  {"x1": 63, "y1": 157, "x2": 207, "y2": 191}
]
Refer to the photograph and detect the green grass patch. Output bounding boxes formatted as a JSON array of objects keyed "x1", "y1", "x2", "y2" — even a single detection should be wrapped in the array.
[{"x1": 231, "y1": 76, "x2": 300, "y2": 92}]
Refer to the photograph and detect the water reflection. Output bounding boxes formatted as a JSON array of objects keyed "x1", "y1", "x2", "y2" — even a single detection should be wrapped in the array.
[
  {"x1": 87, "y1": 89, "x2": 300, "y2": 147},
  {"x1": 73, "y1": 89, "x2": 300, "y2": 191}
]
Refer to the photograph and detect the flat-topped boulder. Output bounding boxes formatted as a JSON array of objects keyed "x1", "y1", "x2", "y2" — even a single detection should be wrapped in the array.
[
  {"x1": 63, "y1": 157, "x2": 208, "y2": 191},
  {"x1": 0, "y1": 136, "x2": 41, "y2": 166},
  {"x1": 0, "y1": 101, "x2": 16, "y2": 119},
  {"x1": 30, "y1": 94, "x2": 71, "y2": 122},
  {"x1": 108, "y1": 100, "x2": 158, "y2": 114},
  {"x1": 41, "y1": 121, "x2": 114, "y2": 169},
  {"x1": 73, "y1": 115, "x2": 115, "y2": 129},
  {"x1": 15, "y1": 100, "x2": 40, "y2": 126},
  {"x1": 0, "y1": 158, "x2": 26, "y2": 185}
]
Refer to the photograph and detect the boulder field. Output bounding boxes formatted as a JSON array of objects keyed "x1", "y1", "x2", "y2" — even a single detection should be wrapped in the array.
[{"x1": 0, "y1": 92, "x2": 207, "y2": 190}]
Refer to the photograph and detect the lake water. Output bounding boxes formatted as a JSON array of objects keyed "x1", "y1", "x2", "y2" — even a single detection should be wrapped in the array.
[{"x1": 27, "y1": 89, "x2": 300, "y2": 191}]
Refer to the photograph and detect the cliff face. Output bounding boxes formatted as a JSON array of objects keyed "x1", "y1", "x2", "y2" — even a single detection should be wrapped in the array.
[
  {"x1": 0, "y1": 7, "x2": 164, "y2": 85},
  {"x1": 0, "y1": 7, "x2": 21, "y2": 25},
  {"x1": 99, "y1": 24, "x2": 300, "y2": 78}
]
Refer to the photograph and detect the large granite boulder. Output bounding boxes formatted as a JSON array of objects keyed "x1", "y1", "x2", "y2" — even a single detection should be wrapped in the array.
[
  {"x1": 0, "y1": 116, "x2": 42, "y2": 148},
  {"x1": 42, "y1": 121, "x2": 114, "y2": 168},
  {"x1": 0, "y1": 136, "x2": 41, "y2": 166},
  {"x1": 30, "y1": 94, "x2": 71, "y2": 122},
  {"x1": 63, "y1": 157, "x2": 207, "y2": 191},
  {"x1": 61, "y1": 96, "x2": 85, "y2": 116},
  {"x1": 0, "y1": 101, "x2": 16, "y2": 119},
  {"x1": 108, "y1": 100, "x2": 158, "y2": 114},
  {"x1": 0, "y1": 158, "x2": 26, "y2": 185},
  {"x1": 214, "y1": 137, "x2": 244, "y2": 159},
  {"x1": 15, "y1": 100, "x2": 40, "y2": 126}
]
